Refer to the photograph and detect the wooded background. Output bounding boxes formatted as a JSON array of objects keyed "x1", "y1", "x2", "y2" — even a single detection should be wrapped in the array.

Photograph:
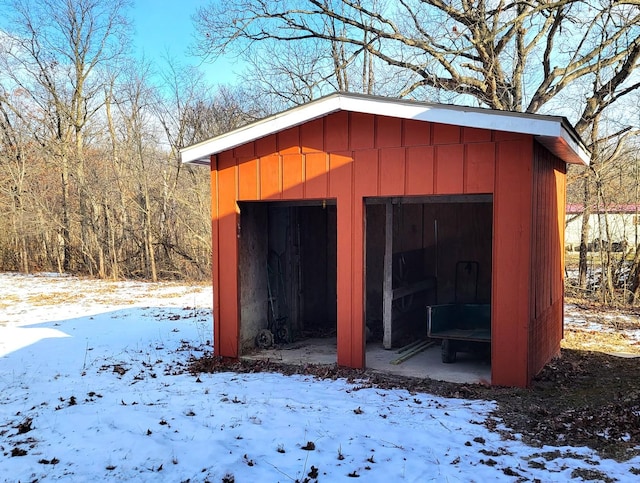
[
  {"x1": 0, "y1": 0, "x2": 265, "y2": 281},
  {"x1": 1, "y1": 0, "x2": 639, "y2": 304}
]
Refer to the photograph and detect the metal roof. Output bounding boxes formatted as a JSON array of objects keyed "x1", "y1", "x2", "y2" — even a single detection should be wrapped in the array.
[{"x1": 180, "y1": 92, "x2": 590, "y2": 166}]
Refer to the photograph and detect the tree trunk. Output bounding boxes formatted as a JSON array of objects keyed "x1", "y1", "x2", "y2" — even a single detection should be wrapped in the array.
[
  {"x1": 141, "y1": 186, "x2": 157, "y2": 282},
  {"x1": 578, "y1": 201, "x2": 591, "y2": 288},
  {"x1": 60, "y1": 154, "x2": 71, "y2": 272},
  {"x1": 629, "y1": 249, "x2": 640, "y2": 304}
]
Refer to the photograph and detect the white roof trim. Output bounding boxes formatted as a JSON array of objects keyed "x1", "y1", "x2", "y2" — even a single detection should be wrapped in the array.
[{"x1": 180, "y1": 93, "x2": 590, "y2": 166}]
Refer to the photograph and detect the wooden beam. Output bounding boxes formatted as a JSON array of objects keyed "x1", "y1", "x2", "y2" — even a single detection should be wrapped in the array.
[
  {"x1": 382, "y1": 202, "x2": 393, "y2": 349},
  {"x1": 390, "y1": 340, "x2": 436, "y2": 365},
  {"x1": 365, "y1": 194, "x2": 492, "y2": 205}
]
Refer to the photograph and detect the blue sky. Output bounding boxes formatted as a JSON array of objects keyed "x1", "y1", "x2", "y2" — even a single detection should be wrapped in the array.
[{"x1": 130, "y1": 0, "x2": 238, "y2": 85}]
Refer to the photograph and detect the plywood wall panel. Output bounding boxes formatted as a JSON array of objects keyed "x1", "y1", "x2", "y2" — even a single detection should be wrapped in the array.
[
  {"x1": 256, "y1": 134, "x2": 277, "y2": 157},
  {"x1": 354, "y1": 149, "x2": 379, "y2": 198},
  {"x1": 218, "y1": 152, "x2": 237, "y2": 215},
  {"x1": 352, "y1": 150, "x2": 380, "y2": 367},
  {"x1": 210, "y1": 159, "x2": 221, "y2": 357},
  {"x1": 329, "y1": 152, "x2": 353, "y2": 198},
  {"x1": 282, "y1": 154, "x2": 304, "y2": 199},
  {"x1": 350, "y1": 112, "x2": 375, "y2": 150},
  {"x1": 218, "y1": 150, "x2": 235, "y2": 170},
  {"x1": 260, "y1": 154, "x2": 281, "y2": 200},
  {"x1": 238, "y1": 157, "x2": 259, "y2": 200},
  {"x1": 406, "y1": 146, "x2": 435, "y2": 195},
  {"x1": 304, "y1": 152, "x2": 329, "y2": 199},
  {"x1": 325, "y1": 112, "x2": 349, "y2": 152},
  {"x1": 433, "y1": 123, "x2": 461, "y2": 144},
  {"x1": 463, "y1": 127, "x2": 492, "y2": 143},
  {"x1": 301, "y1": 118, "x2": 325, "y2": 153},
  {"x1": 278, "y1": 127, "x2": 301, "y2": 154},
  {"x1": 527, "y1": 144, "x2": 566, "y2": 379},
  {"x1": 493, "y1": 131, "x2": 528, "y2": 142},
  {"x1": 379, "y1": 147, "x2": 405, "y2": 196},
  {"x1": 376, "y1": 116, "x2": 402, "y2": 148},
  {"x1": 492, "y1": 138, "x2": 533, "y2": 387},
  {"x1": 329, "y1": 153, "x2": 355, "y2": 367},
  {"x1": 465, "y1": 143, "x2": 495, "y2": 193},
  {"x1": 404, "y1": 119, "x2": 431, "y2": 146},
  {"x1": 218, "y1": 212, "x2": 239, "y2": 358},
  {"x1": 435, "y1": 144, "x2": 464, "y2": 194},
  {"x1": 217, "y1": 158, "x2": 240, "y2": 358},
  {"x1": 234, "y1": 140, "x2": 255, "y2": 158}
]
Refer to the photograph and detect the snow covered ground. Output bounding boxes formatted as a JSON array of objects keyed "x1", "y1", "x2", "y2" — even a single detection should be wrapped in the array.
[
  {"x1": 565, "y1": 304, "x2": 640, "y2": 344},
  {"x1": 1, "y1": 273, "x2": 639, "y2": 482}
]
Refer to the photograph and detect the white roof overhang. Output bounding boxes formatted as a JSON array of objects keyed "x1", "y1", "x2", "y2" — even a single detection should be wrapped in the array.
[{"x1": 180, "y1": 92, "x2": 590, "y2": 166}]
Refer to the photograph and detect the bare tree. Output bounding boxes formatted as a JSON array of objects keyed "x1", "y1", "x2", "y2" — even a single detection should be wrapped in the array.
[
  {"x1": 108, "y1": 63, "x2": 161, "y2": 281},
  {"x1": 625, "y1": 139, "x2": 640, "y2": 302},
  {"x1": 194, "y1": 1, "x2": 639, "y2": 111},
  {"x1": 152, "y1": 60, "x2": 263, "y2": 277},
  {"x1": 0, "y1": 0, "x2": 131, "y2": 272},
  {"x1": 0, "y1": 1, "x2": 248, "y2": 281},
  {"x1": 194, "y1": 0, "x2": 640, "y2": 302},
  {"x1": 194, "y1": 0, "x2": 396, "y2": 105},
  {"x1": 0, "y1": 90, "x2": 32, "y2": 272}
]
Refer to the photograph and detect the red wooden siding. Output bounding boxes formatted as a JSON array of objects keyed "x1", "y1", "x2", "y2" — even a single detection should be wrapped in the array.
[
  {"x1": 376, "y1": 116, "x2": 403, "y2": 147},
  {"x1": 210, "y1": 157, "x2": 221, "y2": 359},
  {"x1": 278, "y1": 127, "x2": 301, "y2": 154},
  {"x1": 406, "y1": 146, "x2": 434, "y2": 194},
  {"x1": 256, "y1": 134, "x2": 277, "y2": 157},
  {"x1": 325, "y1": 111, "x2": 349, "y2": 151},
  {"x1": 216, "y1": 151, "x2": 240, "y2": 358},
  {"x1": 304, "y1": 152, "x2": 329, "y2": 198},
  {"x1": 329, "y1": 152, "x2": 356, "y2": 366},
  {"x1": 380, "y1": 148, "x2": 405, "y2": 195},
  {"x1": 433, "y1": 123, "x2": 460, "y2": 144},
  {"x1": 435, "y1": 145, "x2": 465, "y2": 193},
  {"x1": 211, "y1": 111, "x2": 556, "y2": 386},
  {"x1": 463, "y1": 127, "x2": 493, "y2": 144},
  {"x1": 301, "y1": 118, "x2": 324, "y2": 152},
  {"x1": 491, "y1": 139, "x2": 533, "y2": 387},
  {"x1": 282, "y1": 153, "x2": 304, "y2": 198},
  {"x1": 238, "y1": 157, "x2": 258, "y2": 200},
  {"x1": 465, "y1": 143, "x2": 496, "y2": 193},
  {"x1": 528, "y1": 143, "x2": 567, "y2": 379},
  {"x1": 404, "y1": 118, "x2": 431, "y2": 145},
  {"x1": 261, "y1": 154, "x2": 280, "y2": 199}
]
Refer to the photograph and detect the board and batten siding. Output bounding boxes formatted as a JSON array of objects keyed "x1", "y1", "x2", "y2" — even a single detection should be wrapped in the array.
[
  {"x1": 528, "y1": 143, "x2": 567, "y2": 381},
  {"x1": 210, "y1": 110, "x2": 553, "y2": 387}
]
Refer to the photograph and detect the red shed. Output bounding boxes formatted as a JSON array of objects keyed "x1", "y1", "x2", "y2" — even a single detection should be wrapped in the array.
[{"x1": 181, "y1": 93, "x2": 589, "y2": 387}]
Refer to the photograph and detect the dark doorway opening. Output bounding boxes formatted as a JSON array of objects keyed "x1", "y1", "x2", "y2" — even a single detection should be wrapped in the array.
[
  {"x1": 364, "y1": 195, "x2": 493, "y2": 378},
  {"x1": 238, "y1": 201, "x2": 337, "y2": 358}
]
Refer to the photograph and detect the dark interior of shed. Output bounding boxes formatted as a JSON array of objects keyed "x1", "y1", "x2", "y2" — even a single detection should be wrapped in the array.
[
  {"x1": 238, "y1": 201, "x2": 337, "y2": 353},
  {"x1": 364, "y1": 196, "x2": 493, "y2": 352}
]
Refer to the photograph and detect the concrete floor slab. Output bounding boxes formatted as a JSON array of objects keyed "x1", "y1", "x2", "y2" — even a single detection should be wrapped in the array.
[{"x1": 242, "y1": 338, "x2": 491, "y2": 385}]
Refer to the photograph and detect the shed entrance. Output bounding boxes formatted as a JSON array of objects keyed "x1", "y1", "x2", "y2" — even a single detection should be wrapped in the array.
[
  {"x1": 364, "y1": 195, "x2": 493, "y2": 379},
  {"x1": 238, "y1": 201, "x2": 337, "y2": 359}
]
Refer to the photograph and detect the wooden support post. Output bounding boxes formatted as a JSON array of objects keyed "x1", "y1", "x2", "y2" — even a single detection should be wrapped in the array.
[{"x1": 383, "y1": 202, "x2": 393, "y2": 349}]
